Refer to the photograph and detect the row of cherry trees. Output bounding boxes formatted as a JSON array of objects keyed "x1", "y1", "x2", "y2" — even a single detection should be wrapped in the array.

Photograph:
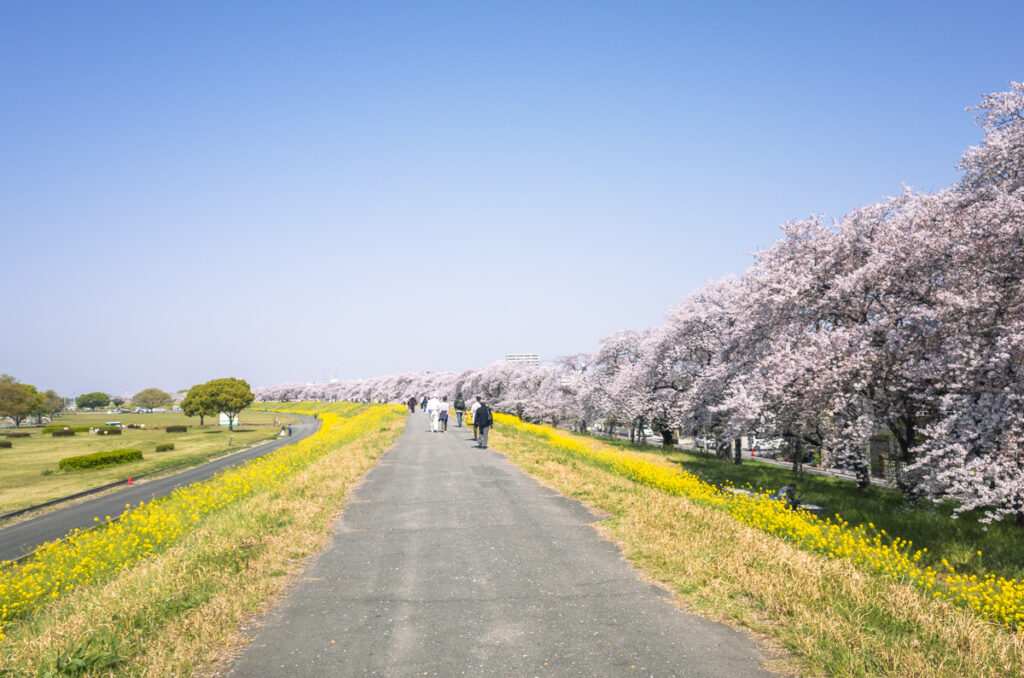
[{"x1": 259, "y1": 83, "x2": 1023, "y2": 523}]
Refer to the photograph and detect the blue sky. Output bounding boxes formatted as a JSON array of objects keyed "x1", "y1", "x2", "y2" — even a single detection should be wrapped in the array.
[{"x1": 2, "y1": 1, "x2": 1022, "y2": 397}]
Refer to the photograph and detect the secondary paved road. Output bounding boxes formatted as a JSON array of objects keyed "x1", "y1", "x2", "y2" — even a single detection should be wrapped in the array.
[
  {"x1": 226, "y1": 414, "x2": 776, "y2": 677},
  {"x1": 0, "y1": 415, "x2": 320, "y2": 562}
]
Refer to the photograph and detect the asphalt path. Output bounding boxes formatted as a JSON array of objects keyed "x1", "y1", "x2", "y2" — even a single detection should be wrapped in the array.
[
  {"x1": 226, "y1": 413, "x2": 776, "y2": 677},
  {"x1": 0, "y1": 415, "x2": 320, "y2": 562}
]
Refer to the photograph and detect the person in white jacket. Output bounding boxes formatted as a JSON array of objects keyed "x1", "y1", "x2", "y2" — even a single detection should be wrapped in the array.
[
  {"x1": 426, "y1": 394, "x2": 441, "y2": 432},
  {"x1": 470, "y1": 397, "x2": 481, "y2": 440},
  {"x1": 438, "y1": 396, "x2": 450, "y2": 432}
]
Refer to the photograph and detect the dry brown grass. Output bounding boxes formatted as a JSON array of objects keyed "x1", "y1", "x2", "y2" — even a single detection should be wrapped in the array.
[
  {"x1": 0, "y1": 414, "x2": 406, "y2": 677},
  {"x1": 493, "y1": 426, "x2": 1024, "y2": 678}
]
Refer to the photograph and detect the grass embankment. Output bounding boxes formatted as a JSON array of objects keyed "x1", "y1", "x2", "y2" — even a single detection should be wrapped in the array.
[
  {"x1": 0, "y1": 411, "x2": 295, "y2": 514},
  {"x1": 492, "y1": 417, "x2": 1024, "y2": 677},
  {"x1": 597, "y1": 437, "x2": 1024, "y2": 583},
  {"x1": 0, "y1": 402, "x2": 405, "y2": 676}
]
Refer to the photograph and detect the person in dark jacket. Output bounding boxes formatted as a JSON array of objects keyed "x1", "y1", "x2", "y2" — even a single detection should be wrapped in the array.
[
  {"x1": 475, "y1": 401, "x2": 493, "y2": 449},
  {"x1": 407, "y1": 396, "x2": 417, "y2": 413},
  {"x1": 453, "y1": 394, "x2": 466, "y2": 427}
]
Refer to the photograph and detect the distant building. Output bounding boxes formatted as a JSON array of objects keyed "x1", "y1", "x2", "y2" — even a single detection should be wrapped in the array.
[{"x1": 506, "y1": 353, "x2": 539, "y2": 365}]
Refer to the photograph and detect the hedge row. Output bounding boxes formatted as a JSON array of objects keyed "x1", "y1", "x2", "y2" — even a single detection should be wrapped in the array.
[
  {"x1": 42, "y1": 425, "x2": 91, "y2": 434},
  {"x1": 94, "y1": 427, "x2": 122, "y2": 435},
  {"x1": 165, "y1": 425, "x2": 187, "y2": 433},
  {"x1": 58, "y1": 449, "x2": 143, "y2": 471},
  {"x1": 0, "y1": 441, "x2": 11, "y2": 449},
  {"x1": 2, "y1": 432, "x2": 30, "y2": 438},
  {"x1": 51, "y1": 430, "x2": 75, "y2": 437},
  {"x1": 155, "y1": 443, "x2": 174, "y2": 452}
]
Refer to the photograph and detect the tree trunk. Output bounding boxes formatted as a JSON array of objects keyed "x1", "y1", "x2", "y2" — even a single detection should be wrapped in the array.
[
  {"x1": 733, "y1": 437, "x2": 742, "y2": 465},
  {"x1": 662, "y1": 430, "x2": 674, "y2": 447},
  {"x1": 792, "y1": 438, "x2": 803, "y2": 478}
]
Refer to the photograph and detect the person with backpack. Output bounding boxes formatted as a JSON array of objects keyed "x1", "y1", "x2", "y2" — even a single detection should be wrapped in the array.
[
  {"x1": 453, "y1": 394, "x2": 466, "y2": 427},
  {"x1": 470, "y1": 397, "x2": 482, "y2": 440},
  {"x1": 475, "y1": 400, "x2": 493, "y2": 449}
]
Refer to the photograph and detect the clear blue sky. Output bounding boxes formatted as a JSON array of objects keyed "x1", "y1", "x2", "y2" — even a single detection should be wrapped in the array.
[{"x1": 2, "y1": 1, "x2": 1022, "y2": 398}]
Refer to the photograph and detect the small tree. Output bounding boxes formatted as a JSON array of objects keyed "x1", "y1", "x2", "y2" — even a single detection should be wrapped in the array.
[
  {"x1": 181, "y1": 383, "x2": 218, "y2": 426},
  {"x1": 42, "y1": 390, "x2": 64, "y2": 418},
  {"x1": 111, "y1": 396, "x2": 126, "y2": 407},
  {"x1": 76, "y1": 392, "x2": 110, "y2": 411},
  {"x1": 0, "y1": 375, "x2": 43, "y2": 427},
  {"x1": 132, "y1": 387, "x2": 173, "y2": 410},
  {"x1": 205, "y1": 378, "x2": 254, "y2": 431}
]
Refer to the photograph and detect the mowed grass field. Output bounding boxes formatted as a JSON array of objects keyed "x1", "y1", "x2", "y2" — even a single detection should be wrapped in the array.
[{"x1": 0, "y1": 410, "x2": 297, "y2": 514}]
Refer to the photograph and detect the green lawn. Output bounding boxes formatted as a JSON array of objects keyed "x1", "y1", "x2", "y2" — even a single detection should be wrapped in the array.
[
  {"x1": 597, "y1": 436, "x2": 1024, "y2": 582},
  {"x1": 0, "y1": 410, "x2": 297, "y2": 514}
]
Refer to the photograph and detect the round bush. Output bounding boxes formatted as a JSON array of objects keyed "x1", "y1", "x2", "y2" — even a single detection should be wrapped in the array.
[
  {"x1": 0, "y1": 440, "x2": 11, "y2": 448},
  {"x1": 155, "y1": 443, "x2": 175, "y2": 452}
]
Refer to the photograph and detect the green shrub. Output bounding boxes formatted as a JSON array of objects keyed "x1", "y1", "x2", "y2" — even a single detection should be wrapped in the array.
[
  {"x1": 52, "y1": 429, "x2": 75, "y2": 437},
  {"x1": 59, "y1": 449, "x2": 143, "y2": 471},
  {"x1": 165, "y1": 425, "x2": 188, "y2": 433},
  {"x1": 3, "y1": 431, "x2": 30, "y2": 438},
  {"x1": 155, "y1": 443, "x2": 175, "y2": 452},
  {"x1": 42, "y1": 425, "x2": 91, "y2": 434},
  {"x1": 0, "y1": 440, "x2": 11, "y2": 448},
  {"x1": 95, "y1": 427, "x2": 122, "y2": 435}
]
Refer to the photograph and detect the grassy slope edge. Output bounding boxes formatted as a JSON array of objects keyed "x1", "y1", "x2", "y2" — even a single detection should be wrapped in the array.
[
  {"x1": 491, "y1": 423, "x2": 1024, "y2": 678},
  {"x1": 0, "y1": 403, "x2": 406, "y2": 677}
]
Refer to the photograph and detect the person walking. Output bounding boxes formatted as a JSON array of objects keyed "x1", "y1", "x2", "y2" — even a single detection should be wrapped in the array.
[
  {"x1": 475, "y1": 400, "x2": 493, "y2": 449},
  {"x1": 426, "y1": 394, "x2": 441, "y2": 433},
  {"x1": 407, "y1": 396, "x2": 417, "y2": 413},
  {"x1": 453, "y1": 394, "x2": 466, "y2": 427},
  {"x1": 470, "y1": 397, "x2": 482, "y2": 440},
  {"x1": 438, "y1": 395, "x2": 449, "y2": 432}
]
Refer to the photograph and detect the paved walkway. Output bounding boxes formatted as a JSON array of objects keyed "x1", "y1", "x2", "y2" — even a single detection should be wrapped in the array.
[{"x1": 226, "y1": 414, "x2": 776, "y2": 677}]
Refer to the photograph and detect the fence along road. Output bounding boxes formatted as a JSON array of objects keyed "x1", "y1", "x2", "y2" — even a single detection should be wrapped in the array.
[
  {"x1": 225, "y1": 413, "x2": 777, "y2": 677},
  {"x1": 0, "y1": 415, "x2": 320, "y2": 563}
]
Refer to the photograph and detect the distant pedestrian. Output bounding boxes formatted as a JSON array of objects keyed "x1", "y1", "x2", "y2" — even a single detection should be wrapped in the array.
[
  {"x1": 288, "y1": 424, "x2": 293, "y2": 436},
  {"x1": 471, "y1": 397, "x2": 482, "y2": 439},
  {"x1": 408, "y1": 396, "x2": 417, "y2": 413},
  {"x1": 420, "y1": 396, "x2": 427, "y2": 410},
  {"x1": 777, "y1": 483, "x2": 798, "y2": 509},
  {"x1": 426, "y1": 394, "x2": 441, "y2": 432},
  {"x1": 475, "y1": 400, "x2": 493, "y2": 449},
  {"x1": 454, "y1": 394, "x2": 466, "y2": 427},
  {"x1": 439, "y1": 396, "x2": 449, "y2": 432}
]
